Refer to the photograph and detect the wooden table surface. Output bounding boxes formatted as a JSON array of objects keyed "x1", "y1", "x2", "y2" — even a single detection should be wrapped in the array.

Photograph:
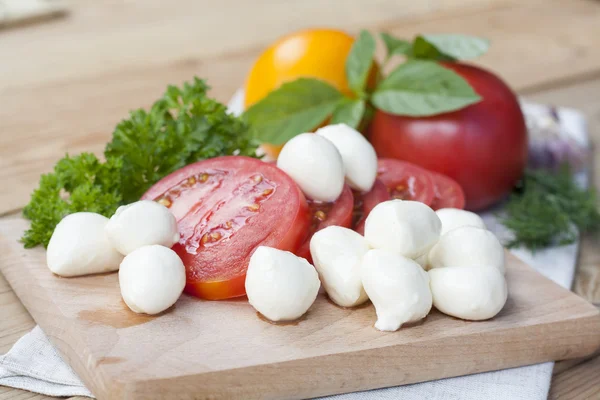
[{"x1": 1, "y1": 0, "x2": 599, "y2": 398}]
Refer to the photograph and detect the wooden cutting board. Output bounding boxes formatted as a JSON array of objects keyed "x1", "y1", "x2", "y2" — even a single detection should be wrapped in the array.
[{"x1": 1, "y1": 217, "x2": 599, "y2": 400}]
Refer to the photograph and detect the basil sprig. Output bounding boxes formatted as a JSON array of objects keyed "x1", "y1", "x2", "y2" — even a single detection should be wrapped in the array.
[{"x1": 244, "y1": 31, "x2": 490, "y2": 145}]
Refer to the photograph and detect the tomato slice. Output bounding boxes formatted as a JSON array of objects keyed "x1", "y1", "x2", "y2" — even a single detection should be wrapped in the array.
[
  {"x1": 376, "y1": 158, "x2": 435, "y2": 206},
  {"x1": 352, "y1": 179, "x2": 391, "y2": 235},
  {"x1": 429, "y1": 171, "x2": 466, "y2": 210},
  {"x1": 295, "y1": 185, "x2": 354, "y2": 262},
  {"x1": 142, "y1": 156, "x2": 310, "y2": 300}
]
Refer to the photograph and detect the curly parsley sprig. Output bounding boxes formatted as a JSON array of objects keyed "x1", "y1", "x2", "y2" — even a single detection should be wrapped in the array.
[{"x1": 22, "y1": 78, "x2": 257, "y2": 248}]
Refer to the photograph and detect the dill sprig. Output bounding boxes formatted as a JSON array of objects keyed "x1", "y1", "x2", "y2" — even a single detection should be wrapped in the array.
[{"x1": 501, "y1": 166, "x2": 600, "y2": 251}]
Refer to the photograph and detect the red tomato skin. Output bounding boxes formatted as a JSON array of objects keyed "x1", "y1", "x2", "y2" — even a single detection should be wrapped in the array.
[{"x1": 370, "y1": 63, "x2": 527, "y2": 211}]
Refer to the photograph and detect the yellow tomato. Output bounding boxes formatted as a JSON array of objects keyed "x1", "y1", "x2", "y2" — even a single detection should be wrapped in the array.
[
  {"x1": 244, "y1": 29, "x2": 357, "y2": 108},
  {"x1": 244, "y1": 28, "x2": 378, "y2": 158}
]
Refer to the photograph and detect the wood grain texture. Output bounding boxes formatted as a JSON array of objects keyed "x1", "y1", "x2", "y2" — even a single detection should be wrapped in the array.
[
  {"x1": 0, "y1": 0, "x2": 68, "y2": 29},
  {"x1": 3, "y1": 0, "x2": 600, "y2": 214},
  {"x1": 1, "y1": 0, "x2": 512, "y2": 89},
  {"x1": 1, "y1": 218, "x2": 599, "y2": 400},
  {"x1": 2, "y1": 0, "x2": 600, "y2": 399},
  {"x1": 550, "y1": 352, "x2": 600, "y2": 399}
]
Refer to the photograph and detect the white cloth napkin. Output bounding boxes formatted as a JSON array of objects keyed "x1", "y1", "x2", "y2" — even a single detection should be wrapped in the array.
[
  {"x1": 0, "y1": 101, "x2": 589, "y2": 399},
  {"x1": 0, "y1": 326, "x2": 93, "y2": 397}
]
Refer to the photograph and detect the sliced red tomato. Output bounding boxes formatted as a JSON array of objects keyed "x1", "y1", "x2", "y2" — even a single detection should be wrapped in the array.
[
  {"x1": 295, "y1": 185, "x2": 354, "y2": 262},
  {"x1": 376, "y1": 158, "x2": 435, "y2": 206},
  {"x1": 141, "y1": 156, "x2": 310, "y2": 300},
  {"x1": 429, "y1": 171, "x2": 466, "y2": 210},
  {"x1": 352, "y1": 179, "x2": 391, "y2": 235}
]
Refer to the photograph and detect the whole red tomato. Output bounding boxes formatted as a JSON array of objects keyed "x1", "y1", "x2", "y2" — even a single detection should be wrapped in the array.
[{"x1": 369, "y1": 63, "x2": 527, "y2": 211}]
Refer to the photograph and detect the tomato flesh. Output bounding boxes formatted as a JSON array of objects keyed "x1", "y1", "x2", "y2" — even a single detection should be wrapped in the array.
[
  {"x1": 429, "y1": 171, "x2": 466, "y2": 210},
  {"x1": 295, "y1": 185, "x2": 354, "y2": 262},
  {"x1": 352, "y1": 179, "x2": 391, "y2": 235},
  {"x1": 376, "y1": 159, "x2": 435, "y2": 206},
  {"x1": 142, "y1": 156, "x2": 310, "y2": 300}
]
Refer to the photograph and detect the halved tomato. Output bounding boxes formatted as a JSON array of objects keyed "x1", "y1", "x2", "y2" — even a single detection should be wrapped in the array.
[
  {"x1": 376, "y1": 158, "x2": 435, "y2": 206},
  {"x1": 142, "y1": 156, "x2": 310, "y2": 300},
  {"x1": 352, "y1": 179, "x2": 391, "y2": 235},
  {"x1": 429, "y1": 171, "x2": 466, "y2": 210},
  {"x1": 295, "y1": 185, "x2": 354, "y2": 262}
]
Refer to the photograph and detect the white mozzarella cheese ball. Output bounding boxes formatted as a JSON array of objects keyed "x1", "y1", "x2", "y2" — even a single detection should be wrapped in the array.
[
  {"x1": 429, "y1": 265, "x2": 507, "y2": 320},
  {"x1": 361, "y1": 249, "x2": 432, "y2": 331},
  {"x1": 245, "y1": 246, "x2": 320, "y2": 322},
  {"x1": 364, "y1": 200, "x2": 441, "y2": 258},
  {"x1": 47, "y1": 212, "x2": 123, "y2": 277},
  {"x1": 435, "y1": 208, "x2": 486, "y2": 235},
  {"x1": 276, "y1": 133, "x2": 345, "y2": 202},
  {"x1": 428, "y1": 226, "x2": 505, "y2": 274},
  {"x1": 315, "y1": 123, "x2": 377, "y2": 192},
  {"x1": 414, "y1": 253, "x2": 429, "y2": 270},
  {"x1": 105, "y1": 200, "x2": 180, "y2": 255},
  {"x1": 119, "y1": 245, "x2": 186, "y2": 315},
  {"x1": 310, "y1": 226, "x2": 369, "y2": 307}
]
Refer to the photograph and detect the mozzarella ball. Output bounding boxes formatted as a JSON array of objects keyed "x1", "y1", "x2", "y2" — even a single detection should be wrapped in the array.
[
  {"x1": 315, "y1": 124, "x2": 377, "y2": 192},
  {"x1": 361, "y1": 249, "x2": 432, "y2": 331},
  {"x1": 429, "y1": 265, "x2": 507, "y2": 320},
  {"x1": 105, "y1": 200, "x2": 179, "y2": 255},
  {"x1": 428, "y1": 226, "x2": 505, "y2": 274},
  {"x1": 414, "y1": 253, "x2": 429, "y2": 270},
  {"x1": 245, "y1": 246, "x2": 320, "y2": 322},
  {"x1": 436, "y1": 208, "x2": 486, "y2": 235},
  {"x1": 119, "y1": 245, "x2": 186, "y2": 315},
  {"x1": 364, "y1": 200, "x2": 441, "y2": 258},
  {"x1": 276, "y1": 133, "x2": 345, "y2": 202},
  {"x1": 47, "y1": 212, "x2": 123, "y2": 277},
  {"x1": 310, "y1": 226, "x2": 369, "y2": 307}
]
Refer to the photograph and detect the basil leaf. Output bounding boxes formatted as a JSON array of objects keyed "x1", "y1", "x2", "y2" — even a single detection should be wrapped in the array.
[
  {"x1": 346, "y1": 30, "x2": 376, "y2": 95},
  {"x1": 420, "y1": 34, "x2": 490, "y2": 60},
  {"x1": 371, "y1": 60, "x2": 481, "y2": 116},
  {"x1": 331, "y1": 99, "x2": 366, "y2": 129},
  {"x1": 380, "y1": 32, "x2": 412, "y2": 57},
  {"x1": 410, "y1": 36, "x2": 456, "y2": 61},
  {"x1": 243, "y1": 78, "x2": 344, "y2": 145}
]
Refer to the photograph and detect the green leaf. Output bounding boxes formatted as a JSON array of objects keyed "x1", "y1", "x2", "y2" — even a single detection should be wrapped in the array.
[
  {"x1": 410, "y1": 36, "x2": 456, "y2": 61},
  {"x1": 331, "y1": 99, "x2": 366, "y2": 129},
  {"x1": 345, "y1": 30, "x2": 376, "y2": 95},
  {"x1": 22, "y1": 78, "x2": 255, "y2": 248},
  {"x1": 419, "y1": 34, "x2": 490, "y2": 60},
  {"x1": 501, "y1": 166, "x2": 600, "y2": 250},
  {"x1": 106, "y1": 77, "x2": 256, "y2": 203},
  {"x1": 243, "y1": 78, "x2": 344, "y2": 145},
  {"x1": 380, "y1": 32, "x2": 412, "y2": 57},
  {"x1": 371, "y1": 60, "x2": 481, "y2": 117}
]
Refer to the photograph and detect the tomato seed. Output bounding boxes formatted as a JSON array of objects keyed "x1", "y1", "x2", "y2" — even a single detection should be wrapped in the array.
[
  {"x1": 315, "y1": 210, "x2": 327, "y2": 221},
  {"x1": 252, "y1": 175, "x2": 263, "y2": 183},
  {"x1": 248, "y1": 204, "x2": 260, "y2": 212},
  {"x1": 157, "y1": 197, "x2": 172, "y2": 208}
]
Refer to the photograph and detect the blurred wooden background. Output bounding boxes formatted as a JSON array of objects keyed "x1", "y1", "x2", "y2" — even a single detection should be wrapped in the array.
[{"x1": 1, "y1": 0, "x2": 599, "y2": 398}]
